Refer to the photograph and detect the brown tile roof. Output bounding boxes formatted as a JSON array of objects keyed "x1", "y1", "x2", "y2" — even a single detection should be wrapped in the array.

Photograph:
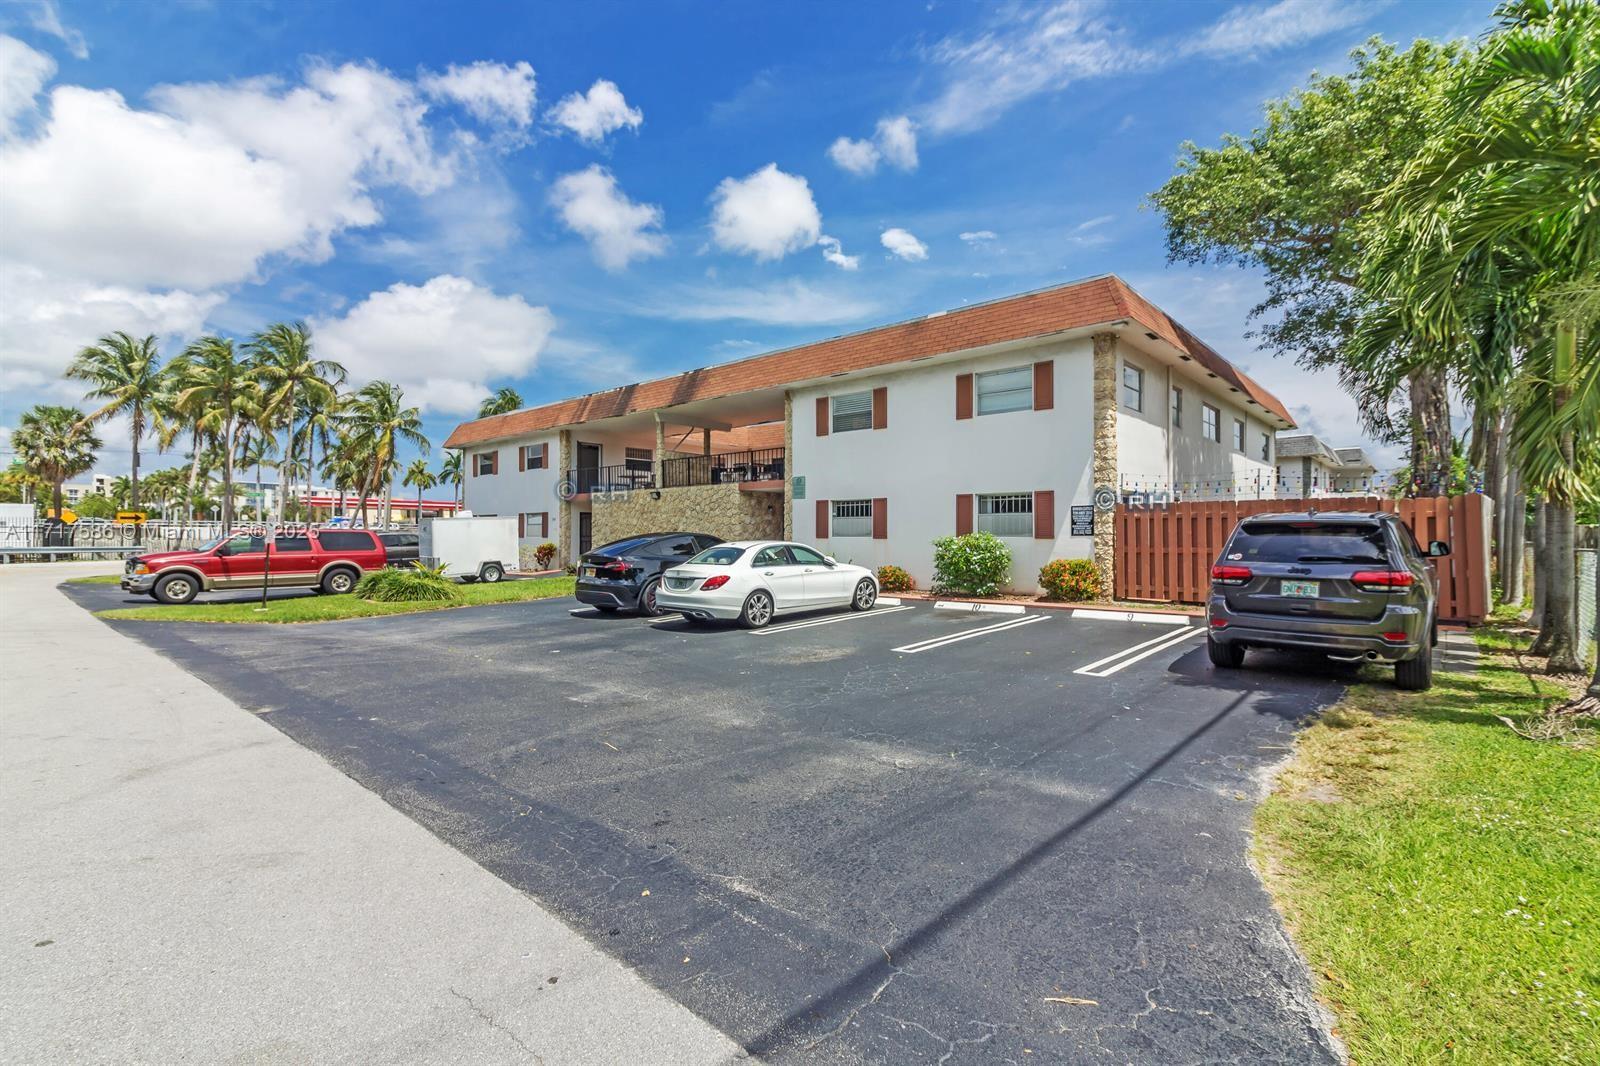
[{"x1": 445, "y1": 275, "x2": 1294, "y2": 448}]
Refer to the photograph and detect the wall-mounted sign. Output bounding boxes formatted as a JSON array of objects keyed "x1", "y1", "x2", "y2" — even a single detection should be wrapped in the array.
[
  {"x1": 791, "y1": 475, "x2": 806, "y2": 500},
  {"x1": 1070, "y1": 505, "x2": 1095, "y2": 537}
]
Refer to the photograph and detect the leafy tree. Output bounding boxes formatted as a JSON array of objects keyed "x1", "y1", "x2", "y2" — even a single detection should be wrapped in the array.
[
  {"x1": 440, "y1": 451, "x2": 464, "y2": 505},
  {"x1": 403, "y1": 457, "x2": 438, "y2": 494},
  {"x1": 174, "y1": 336, "x2": 254, "y2": 528},
  {"x1": 13, "y1": 405, "x2": 101, "y2": 517},
  {"x1": 65, "y1": 331, "x2": 165, "y2": 519},
  {"x1": 74, "y1": 493, "x2": 118, "y2": 519},
  {"x1": 0, "y1": 460, "x2": 47, "y2": 507},
  {"x1": 478, "y1": 387, "x2": 523, "y2": 418},
  {"x1": 248, "y1": 323, "x2": 344, "y2": 521},
  {"x1": 1148, "y1": 38, "x2": 1468, "y2": 493},
  {"x1": 339, "y1": 382, "x2": 429, "y2": 526}
]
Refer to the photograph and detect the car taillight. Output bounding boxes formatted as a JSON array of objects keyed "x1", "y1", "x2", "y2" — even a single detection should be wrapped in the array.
[
  {"x1": 1211, "y1": 565, "x2": 1252, "y2": 585},
  {"x1": 1382, "y1": 631, "x2": 1409, "y2": 642},
  {"x1": 601, "y1": 561, "x2": 630, "y2": 576},
  {"x1": 1209, "y1": 616, "x2": 1228, "y2": 628},
  {"x1": 700, "y1": 574, "x2": 730, "y2": 591},
  {"x1": 1351, "y1": 570, "x2": 1414, "y2": 591}
]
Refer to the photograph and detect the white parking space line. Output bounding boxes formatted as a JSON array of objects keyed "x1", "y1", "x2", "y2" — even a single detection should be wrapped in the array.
[
  {"x1": 751, "y1": 604, "x2": 917, "y2": 635},
  {"x1": 1073, "y1": 625, "x2": 1203, "y2": 677},
  {"x1": 892, "y1": 613, "x2": 1046, "y2": 654}
]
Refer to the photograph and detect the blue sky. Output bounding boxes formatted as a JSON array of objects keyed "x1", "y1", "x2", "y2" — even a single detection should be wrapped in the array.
[{"x1": 0, "y1": 0, "x2": 1495, "y2": 480}]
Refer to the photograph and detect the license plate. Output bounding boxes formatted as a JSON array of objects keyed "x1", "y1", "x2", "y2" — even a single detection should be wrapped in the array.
[
  {"x1": 1280, "y1": 579, "x2": 1320, "y2": 598},
  {"x1": 583, "y1": 567, "x2": 598, "y2": 578}
]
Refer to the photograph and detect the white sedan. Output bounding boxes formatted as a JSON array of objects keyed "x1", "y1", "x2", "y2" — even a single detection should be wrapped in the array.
[{"x1": 656, "y1": 540, "x2": 879, "y2": 628}]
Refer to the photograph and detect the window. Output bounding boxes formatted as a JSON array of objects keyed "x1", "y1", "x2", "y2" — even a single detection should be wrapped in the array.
[
  {"x1": 1122, "y1": 364, "x2": 1144, "y2": 411},
  {"x1": 1230, "y1": 522, "x2": 1389, "y2": 565},
  {"x1": 789, "y1": 544, "x2": 829, "y2": 565},
  {"x1": 975, "y1": 366, "x2": 1032, "y2": 415},
  {"x1": 831, "y1": 499, "x2": 873, "y2": 537},
  {"x1": 1232, "y1": 419, "x2": 1245, "y2": 451},
  {"x1": 690, "y1": 545, "x2": 746, "y2": 566},
  {"x1": 273, "y1": 535, "x2": 312, "y2": 553},
  {"x1": 221, "y1": 534, "x2": 264, "y2": 555},
  {"x1": 1202, "y1": 403, "x2": 1220, "y2": 442},
  {"x1": 831, "y1": 391, "x2": 873, "y2": 432},
  {"x1": 1259, "y1": 433, "x2": 1271, "y2": 462},
  {"x1": 521, "y1": 444, "x2": 545, "y2": 470},
  {"x1": 977, "y1": 493, "x2": 1034, "y2": 537},
  {"x1": 522, "y1": 513, "x2": 549, "y2": 539},
  {"x1": 1171, "y1": 387, "x2": 1183, "y2": 428},
  {"x1": 752, "y1": 545, "x2": 790, "y2": 567},
  {"x1": 474, "y1": 451, "x2": 496, "y2": 476},
  {"x1": 317, "y1": 531, "x2": 377, "y2": 551},
  {"x1": 625, "y1": 446, "x2": 652, "y2": 473}
]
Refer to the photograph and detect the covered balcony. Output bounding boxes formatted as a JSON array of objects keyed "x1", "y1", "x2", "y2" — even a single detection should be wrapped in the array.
[{"x1": 660, "y1": 447, "x2": 785, "y2": 490}]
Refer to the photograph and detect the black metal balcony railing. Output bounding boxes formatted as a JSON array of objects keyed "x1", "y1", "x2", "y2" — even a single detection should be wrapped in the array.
[
  {"x1": 566, "y1": 464, "x2": 655, "y2": 495},
  {"x1": 660, "y1": 447, "x2": 786, "y2": 489}
]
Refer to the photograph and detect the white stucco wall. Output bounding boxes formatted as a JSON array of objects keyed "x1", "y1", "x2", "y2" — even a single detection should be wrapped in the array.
[{"x1": 461, "y1": 433, "x2": 562, "y2": 542}]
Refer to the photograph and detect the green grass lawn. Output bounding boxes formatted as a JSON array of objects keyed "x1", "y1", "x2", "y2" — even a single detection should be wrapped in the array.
[
  {"x1": 96, "y1": 576, "x2": 576, "y2": 623},
  {"x1": 1255, "y1": 626, "x2": 1599, "y2": 1065},
  {"x1": 63, "y1": 574, "x2": 123, "y2": 585}
]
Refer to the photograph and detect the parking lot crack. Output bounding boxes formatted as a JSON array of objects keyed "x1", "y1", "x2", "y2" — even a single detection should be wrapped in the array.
[{"x1": 449, "y1": 987, "x2": 543, "y2": 1063}]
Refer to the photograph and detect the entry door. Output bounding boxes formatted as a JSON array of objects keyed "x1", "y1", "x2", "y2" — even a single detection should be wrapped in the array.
[
  {"x1": 577, "y1": 442, "x2": 601, "y2": 494},
  {"x1": 578, "y1": 511, "x2": 592, "y2": 555}
]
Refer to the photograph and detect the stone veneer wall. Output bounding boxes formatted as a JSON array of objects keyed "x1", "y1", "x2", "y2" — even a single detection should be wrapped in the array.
[
  {"x1": 1091, "y1": 331, "x2": 1119, "y2": 598},
  {"x1": 591, "y1": 483, "x2": 784, "y2": 547}
]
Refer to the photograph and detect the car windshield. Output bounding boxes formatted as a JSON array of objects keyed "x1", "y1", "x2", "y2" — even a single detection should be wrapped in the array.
[
  {"x1": 688, "y1": 545, "x2": 746, "y2": 566},
  {"x1": 194, "y1": 535, "x2": 230, "y2": 552},
  {"x1": 1229, "y1": 523, "x2": 1390, "y2": 565}
]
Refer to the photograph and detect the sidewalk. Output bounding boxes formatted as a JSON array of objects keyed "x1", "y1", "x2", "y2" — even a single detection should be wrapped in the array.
[{"x1": 0, "y1": 564, "x2": 743, "y2": 1065}]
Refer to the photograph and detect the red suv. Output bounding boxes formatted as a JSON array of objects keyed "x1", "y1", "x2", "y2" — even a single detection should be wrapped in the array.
[{"x1": 121, "y1": 529, "x2": 387, "y2": 604}]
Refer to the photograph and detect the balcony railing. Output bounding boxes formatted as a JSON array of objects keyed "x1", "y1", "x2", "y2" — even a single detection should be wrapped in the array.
[
  {"x1": 566, "y1": 464, "x2": 655, "y2": 495},
  {"x1": 660, "y1": 447, "x2": 786, "y2": 489}
]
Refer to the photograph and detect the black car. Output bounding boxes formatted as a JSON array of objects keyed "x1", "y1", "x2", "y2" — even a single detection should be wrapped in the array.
[
  {"x1": 377, "y1": 531, "x2": 420, "y2": 567},
  {"x1": 576, "y1": 532, "x2": 723, "y2": 615},
  {"x1": 1206, "y1": 511, "x2": 1447, "y2": 690}
]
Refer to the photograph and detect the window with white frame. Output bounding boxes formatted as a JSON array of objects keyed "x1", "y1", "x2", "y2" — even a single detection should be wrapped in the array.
[
  {"x1": 831, "y1": 499, "x2": 873, "y2": 537},
  {"x1": 521, "y1": 444, "x2": 545, "y2": 469},
  {"x1": 975, "y1": 366, "x2": 1033, "y2": 415},
  {"x1": 1171, "y1": 386, "x2": 1183, "y2": 428},
  {"x1": 1232, "y1": 418, "x2": 1245, "y2": 450},
  {"x1": 522, "y1": 512, "x2": 548, "y2": 539},
  {"x1": 1202, "y1": 404, "x2": 1220, "y2": 442},
  {"x1": 1259, "y1": 432, "x2": 1271, "y2": 461},
  {"x1": 474, "y1": 451, "x2": 497, "y2": 475},
  {"x1": 625, "y1": 446, "x2": 652, "y2": 473},
  {"x1": 977, "y1": 493, "x2": 1034, "y2": 537},
  {"x1": 1122, "y1": 364, "x2": 1144, "y2": 411},
  {"x1": 831, "y1": 391, "x2": 873, "y2": 432}
]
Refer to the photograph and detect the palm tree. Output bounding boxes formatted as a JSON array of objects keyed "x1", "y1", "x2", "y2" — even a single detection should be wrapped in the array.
[
  {"x1": 65, "y1": 332, "x2": 164, "y2": 530},
  {"x1": 175, "y1": 336, "x2": 253, "y2": 529},
  {"x1": 295, "y1": 388, "x2": 344, "y2": 518},
  {"x1": 248, "y1": 323, "x2": 344, "y2": 522},
  {"x1": 478, "y1": 387, "x2": 523, "y2": 418},
  {"x1": 234, "y1": 395, "x2": 279, "y2": 524},
  {"x1": 340, "y1": 381, "x2": 429, "y2": 528},
  {"x1": 401, "y1": 457, "x2": 438, "y2": 525},
  {"x1": 440, "y1": 451, "x2": 464, "y2": 507},
  {"x1": 12, "y1": 405, "x2": 101, "y2": 517}
]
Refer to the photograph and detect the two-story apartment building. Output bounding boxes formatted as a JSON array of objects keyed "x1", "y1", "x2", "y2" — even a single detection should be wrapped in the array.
[
  {"x1": 1274, "y1": 432, "x2": 1381, "y2": 496},
  {"x1": 444, "y1": 275, "x2": 1294, "y2": 593}
]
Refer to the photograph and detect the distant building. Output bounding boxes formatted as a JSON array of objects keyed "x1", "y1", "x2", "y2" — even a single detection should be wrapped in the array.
[{"x1": 1274, "y1": 433, "x2": 1380, "y2": 496}]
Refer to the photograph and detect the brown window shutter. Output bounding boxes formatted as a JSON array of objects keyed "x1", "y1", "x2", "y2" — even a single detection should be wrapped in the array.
[
  {"x1": 518, "y1": 447, "x2": 526, "y2": 472},
  {"x1": 816, "y1": 499, "x2": 829, "y2": 539},
  {"x1": 540, "y1": 442, "x2": 549, "y2": 468},
  {"x1": 519, "y1": 513, "x2": 526, "y2": 537},
  {"x1": 815, "y1": 396, "x2": 829, "y2": 436},
  {"x1": 955, "y1": 374, "x2": 973, "y2": 420},
  {"x1": 872, "y1": 497, "x2": 888, "y2": 539},
  {"x1": 489, "y1": 452, "x2": 498, "y2": 475},
  {"x1": 471, "y1": 453, "x2": 478, "y2": 477},
  {"x1": 1033, "y1": 361, "x2": 1054, "y2": 411},
  {"x1": 956, "y1": 494, "x2": 973, "y2": 535},
  {"x1": 872, "y1": 387, "x2": 888, "y2": 430},
  {"x1": 538, "y1": 512, "x2": 548, "y2": 538},
  {"x1": 1034, "y1": 490, "x2": 1055, "y2": 539}
]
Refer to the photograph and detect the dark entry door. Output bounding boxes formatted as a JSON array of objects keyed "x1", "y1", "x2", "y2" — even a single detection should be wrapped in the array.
[
  {"x1": 577, "y1": 442, "x2": 601, "y2": 494},
  {"x1": 578, "y1": 511, "x2": 592, "y2": 555}
]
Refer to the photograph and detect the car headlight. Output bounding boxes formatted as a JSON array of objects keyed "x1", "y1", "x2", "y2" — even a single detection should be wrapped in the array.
[{"x1": 134, "y1": 564, "x2": 150, "y2": 574}]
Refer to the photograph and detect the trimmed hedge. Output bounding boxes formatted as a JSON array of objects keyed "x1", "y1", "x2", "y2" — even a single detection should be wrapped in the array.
[
  {"x1": 930, "y1": 532, "x2": 1012, "y2": 596},
  {"x1": 876, "y1": 564, "x2": 915, "y2": 592},
  {"x1": 1038, "y1": 557, "x2": 1103, "y2": 601}
]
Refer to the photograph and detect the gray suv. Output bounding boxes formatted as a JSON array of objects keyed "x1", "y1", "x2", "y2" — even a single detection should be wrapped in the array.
[{"x1": 1206, "y1": 511, "x2": 1448, "y2": 690}]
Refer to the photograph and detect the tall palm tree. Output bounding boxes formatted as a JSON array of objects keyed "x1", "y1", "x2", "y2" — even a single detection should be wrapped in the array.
[
  {"x1": 234, "y1": 390, "x2": 279, "y2": 523},
  {"x1": 65, "y1": 332, "x2": 164, "y2": 528},
  {"x1": 403, "y1": 457, "x2": 438, "y2": 494},
  {"x1": 175, "y1": 336, "x2": 253, "y2": 529},
  {"x1": 440, "y1": 451, "x2": 464, "y2": 507},
  {"x1": 478, "y1": 387, "x2": 523, "y2": 418},
  {"x1": 340, "y1": 381, "x2": 429, "y2": 527},
  {"x1": 248, "y1": 323, "x2": 344, "y2": 522},
  {"x1": 12, "y1": 405, "x2": 102, "y2": 518},
  {"x1": 295, "y1": 388, "x2": 344, "y2": 514}
]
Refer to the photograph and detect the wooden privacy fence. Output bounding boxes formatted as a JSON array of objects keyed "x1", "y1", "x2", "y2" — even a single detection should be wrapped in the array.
[{"x1": 1113, "y1": 494, "x2": 1492, "y2": 623}]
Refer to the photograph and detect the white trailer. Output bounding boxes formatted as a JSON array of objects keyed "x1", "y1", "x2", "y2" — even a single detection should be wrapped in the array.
[{"x1": 419, "y1": 515, "x2": 519, "y2": 583}]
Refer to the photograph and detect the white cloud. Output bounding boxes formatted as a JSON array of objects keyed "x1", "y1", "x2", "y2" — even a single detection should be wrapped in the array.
[
  {"x1": 708, "y1": 163, "x2": 822, "y2": 261},
  {"x1": 1074, "y1": 214, "x2": 1114, "y2": 232},
  {"x1": 0, "y1": 35, "x2": 54, "y2": 139},
  {"x1": 817, "y1": 235, "x2": 858, "y2": 271},
  {"x1": 649, "y1": 280, "x2": 879, "y2": 326},
  {"x1": 310, "y1": 275, "x2": 554, "y2": 415},
  {"x1": 548, "y1": 164, "x2": 667, "y2": 271},
  {"x1": 549, "y1": 79, "x2": 642, "y2": 144},
  {"x1": 880, "y1": 227, "x2": 928, "y2": 261},
  {"x1": 420, "y1": 60, "x2": 537, "y2": 130},
  {"x1": 959, "y1": 230, "x2": 997, "y2": 244},
  {"x1": 1184, "y1": 1, "x2": 1372, "y2": 59},
  {"x1": 827, "y1": 114, "x2": 918, "y2": 176},
  {"x1": 17, "y1": 0, "x2": 86, "y2": 60},
  {"x1": 1, "y1": 63, "x2": 458, "y2": 290}
]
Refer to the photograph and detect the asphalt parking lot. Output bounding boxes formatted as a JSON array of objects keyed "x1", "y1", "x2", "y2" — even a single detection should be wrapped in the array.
[{"x1": 68, "y1": 585, "x2": 1351, "y2": 1064}]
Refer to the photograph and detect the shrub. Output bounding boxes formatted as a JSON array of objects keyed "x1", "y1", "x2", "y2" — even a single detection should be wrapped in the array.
[
  {"x1": 534, "y1": 541, "x2": 558, "y2": 568},
  {"x1": 355, "y1": 565, "x2": 460, "y2": 603},
  {"x1": 930, "y1": 532, "x2": 1012, "y2": 596},
  {"x1": 876, "y1": 564, "x2": 915, "y2": 592},
  {"x1": 1038, "y1": 558, "x2": 1103, "y2": 601}
]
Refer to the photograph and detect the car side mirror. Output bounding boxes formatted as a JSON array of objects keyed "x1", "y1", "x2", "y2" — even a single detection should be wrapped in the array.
[
  {"x1": 215, "y1": 543, "x2": 232, "y2": 557},
  {"x1": 1428, "y1": 540, "x2": 1450, "y2": 557},
  {"x1": 823, "y1": 556, "x2": 837, "y2": 566}
]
